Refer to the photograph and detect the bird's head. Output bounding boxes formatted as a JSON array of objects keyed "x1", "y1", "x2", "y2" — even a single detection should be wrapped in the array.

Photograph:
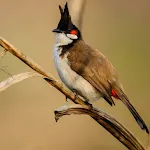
[{"x1": 52, "y1": 2, "x2": 81, "y2": 46}]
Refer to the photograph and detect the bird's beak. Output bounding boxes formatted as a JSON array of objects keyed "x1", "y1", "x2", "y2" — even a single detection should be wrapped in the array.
[{"x1": 52, "y1": 28, "x2": 63, "y2": 33}]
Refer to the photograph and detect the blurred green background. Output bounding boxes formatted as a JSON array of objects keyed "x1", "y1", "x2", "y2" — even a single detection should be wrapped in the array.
[{"x1": 0, "y1": 0, "x2": 150, "y2": 150}]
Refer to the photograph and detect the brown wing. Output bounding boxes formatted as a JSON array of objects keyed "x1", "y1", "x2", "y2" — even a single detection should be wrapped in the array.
[
  {"x1": 67, "y1": 40, "x2": 119, "y2": 105},
  {"x1": 65, "y1": 40, "x2": 149, "y2": 133}
]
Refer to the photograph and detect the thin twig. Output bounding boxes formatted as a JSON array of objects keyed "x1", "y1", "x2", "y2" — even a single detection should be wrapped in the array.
[
  {"x1": 0, "y1": 72, "x2": 40, "y2": 92},
  {"x1": 0, "y1": 49, "x2": 7, "y2": 58},
  {"x1": 0, "y1": 66, "x2": 12, "y2": 77}
]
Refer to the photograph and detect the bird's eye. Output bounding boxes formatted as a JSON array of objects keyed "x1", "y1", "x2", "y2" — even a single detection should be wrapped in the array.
[{"x1": 70, "y1": 30, "x2": 78, "y2": 35}]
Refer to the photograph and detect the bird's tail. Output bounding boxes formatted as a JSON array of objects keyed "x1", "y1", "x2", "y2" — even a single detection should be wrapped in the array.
[{"x1": 115, "y1": 88, "x2": 149, "y2": 134}]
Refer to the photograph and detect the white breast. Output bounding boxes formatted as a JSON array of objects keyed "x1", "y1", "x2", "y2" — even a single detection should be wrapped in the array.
[{"x1": 53, "y1": 45, "x2": 102, "y2": 102}]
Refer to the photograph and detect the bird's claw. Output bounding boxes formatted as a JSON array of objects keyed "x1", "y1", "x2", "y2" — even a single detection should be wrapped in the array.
[
  {"x1": 65, "y1": 96, "x2": 68, "y2": 102},
  {"x1": 72, "y1": 89, "x2": 78, "y2": 100},
  {"x1": 65, "y1": 90, "x2": 78, "y2": 102},
  {"x1": 84, "y1": 101, "x2": 93, "y2": 109}
]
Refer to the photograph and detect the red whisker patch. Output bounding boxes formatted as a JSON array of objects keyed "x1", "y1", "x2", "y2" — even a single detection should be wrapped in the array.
[
  {"x1": 111, "y1": 89, "x2": 119, "y2": 99},
  {"x1": 70, "y1": 30, "x2": 78, "y2": 35}
]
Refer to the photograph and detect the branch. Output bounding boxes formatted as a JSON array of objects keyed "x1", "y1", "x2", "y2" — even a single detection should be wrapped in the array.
[
  {"x1": 55, "y1": 104, "x2": 145, "y2": 150},
  {"x1": 0, "y1": 72, "x2": 41, "y2": 92}
]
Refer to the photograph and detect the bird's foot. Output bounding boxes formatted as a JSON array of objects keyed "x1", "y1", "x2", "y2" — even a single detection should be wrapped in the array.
[
  {"x1": 65, "y1": 90, "x2": 79, "y2": 102},
  {"x1": 84, "y1": 101, "x2": 93, "y2": 109},
  {"x1": 72, "y1": 89, "x2": 78, "y2": 100},
  {"x1": 65, "y1": 96, "x2": 68, "y2": 102}
]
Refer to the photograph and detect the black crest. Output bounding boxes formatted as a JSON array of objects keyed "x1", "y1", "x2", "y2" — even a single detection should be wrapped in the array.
[{"x1": 56, "y1": 3, "x2": 75, "y2": 32}]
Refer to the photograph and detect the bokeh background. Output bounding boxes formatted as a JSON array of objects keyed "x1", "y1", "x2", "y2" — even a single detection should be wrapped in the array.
[{"x1": 0, "y1": 0, "x2": 150, "y2": 150}]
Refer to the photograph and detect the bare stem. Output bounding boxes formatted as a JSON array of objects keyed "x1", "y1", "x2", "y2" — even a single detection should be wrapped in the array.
[
  {"x1": 0, "y1": 49, "x2": 7, "y2": 58},
  {"x1": 55, "y1": 104, "x2": 145, "y2": 150}
]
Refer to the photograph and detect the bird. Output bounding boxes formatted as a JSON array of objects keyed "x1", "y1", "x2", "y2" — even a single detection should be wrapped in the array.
[{"x1": 52, "y1": 2, "x2": 149, "y2": 134}]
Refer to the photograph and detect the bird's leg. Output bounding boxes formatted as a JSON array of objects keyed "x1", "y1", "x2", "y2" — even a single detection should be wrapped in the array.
[
  {"x1": 84, "y1": 100, "x2": 93, "y2": 109},
  {"x1": 65, "y1": 96, "x2": 68, "y2": 102},
  {"x1": 65, "y1": 89, "x2": 78, "y2": 102},
  {"x1": 70, "y1": 89, "x2": 93, "y2": 109},
  {"x1": 72, "y1": 89, "x2": 78, "y2": 100}
]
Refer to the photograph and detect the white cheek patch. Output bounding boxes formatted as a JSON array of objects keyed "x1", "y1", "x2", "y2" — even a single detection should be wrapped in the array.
[
  {"x1": 55, "y1": 33, "x2": 73, "y2": 46},
  {"x1": 66, "y1": 34, "x2": 78, "y2": 40}
]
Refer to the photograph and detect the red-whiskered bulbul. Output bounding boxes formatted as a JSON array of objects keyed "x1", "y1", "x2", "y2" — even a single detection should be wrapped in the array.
[{"x1": 52, "y1": 3, "x2": 149, "y2": 134}]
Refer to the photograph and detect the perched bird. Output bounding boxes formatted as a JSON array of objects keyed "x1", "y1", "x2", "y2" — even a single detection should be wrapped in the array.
[{"x1": 52, "y1": 2, "x2": 149, "y2": 134}]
